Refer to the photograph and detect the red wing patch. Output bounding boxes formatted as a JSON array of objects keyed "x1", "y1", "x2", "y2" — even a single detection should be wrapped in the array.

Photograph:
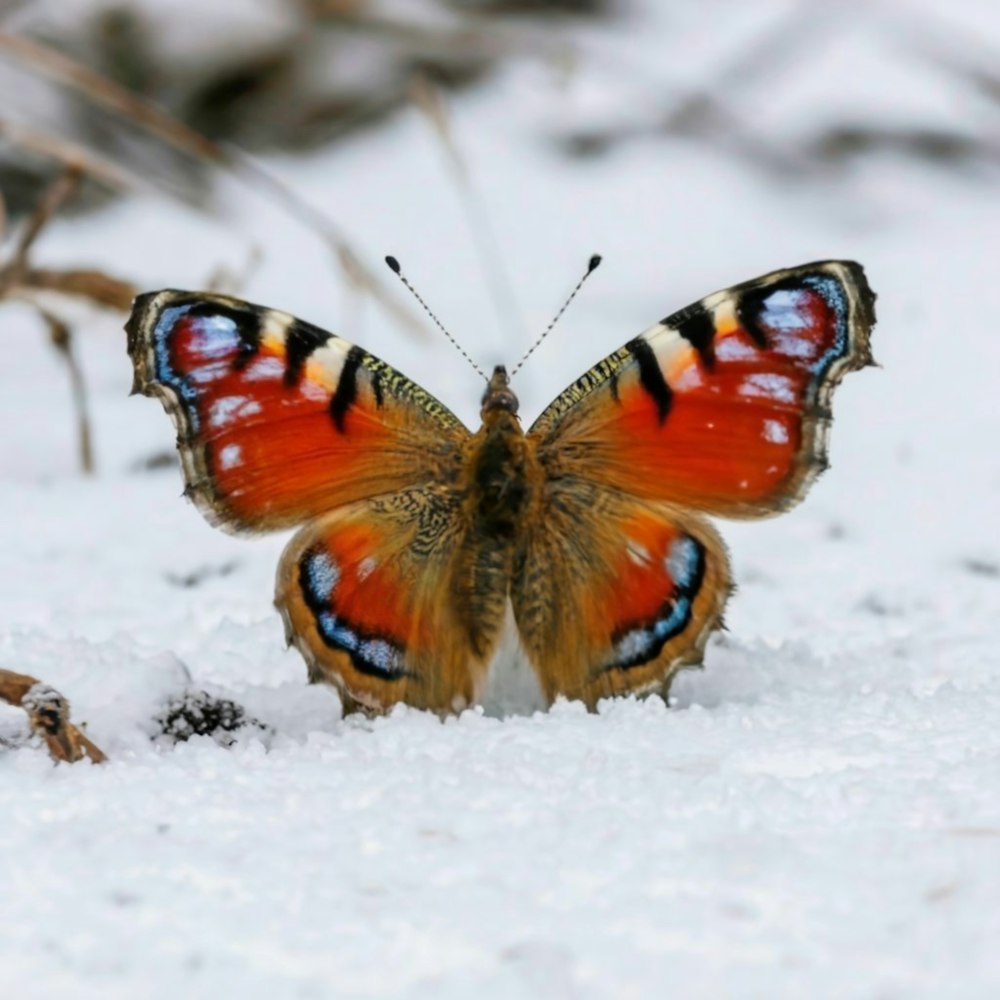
[
  {"x1": 530, "y1": 261, "x2": 875, "y2": 517},
  {"x1": 126, "y1": 291, "x2": 468, "y2": 532}
]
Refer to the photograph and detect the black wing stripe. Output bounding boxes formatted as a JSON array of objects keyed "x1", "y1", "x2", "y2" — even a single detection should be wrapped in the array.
[
  {"x1": 626, "y1": 337, "x2": 672, "y2": 424},
  {"x1": 329, "y1": 346, "x2": 363, "y2": 432}
]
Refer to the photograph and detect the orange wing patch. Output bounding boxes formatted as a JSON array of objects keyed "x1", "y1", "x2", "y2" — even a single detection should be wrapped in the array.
[
  {"x1": 127, "y1": 291, "x2": 467, "y2": 532},
  {"x1": 531, "y1": 261, "x2": 875, "y2": 518}
]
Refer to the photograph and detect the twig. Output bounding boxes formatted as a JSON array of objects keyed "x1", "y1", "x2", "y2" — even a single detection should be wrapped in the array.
[
  {"x1": 0, "y1": 167, "x2": 137, "y2": 474},
  {"x1": 0, "y1": 667, "x2": 106, "y2": 763},
  {"x1": 19, "y1": 267, "x2": 137, "y2": 311},
  {"x1": 0, "y1": 32, "x2": 220, "y2": 162},
  {"x1": 13, "y1": 164, "x2": 82, "y2": 269},
  {"x1": 0, "y1": 117, "x2": 139, "y2": 194},
  {"x1": 39, "y1": 308, "x2": 93, "y2": 474},
  {"x1": 0, "y1": 30, "x2": 427, "y2": 338}
]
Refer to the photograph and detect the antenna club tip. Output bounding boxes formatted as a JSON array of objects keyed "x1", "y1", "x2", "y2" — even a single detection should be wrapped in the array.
[
  {"x1": 385, "y1": 255, "x2": 401, "y2": 274},
  {"x1": 588, "y1": 254, "x2": 602, "y2": 273}
]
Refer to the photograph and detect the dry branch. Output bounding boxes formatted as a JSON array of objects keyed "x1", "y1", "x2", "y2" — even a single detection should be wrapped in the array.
[
  {"x1": 0, "y1": 29, "x2": 427, "y2": 337},
  {"x1": 0, "y1": 166, "x2": 138, "y2": 473},
  {"x1": 0, "y1": 667, "x2": 106, "y2": 763},
  {"x1": 0, "y1": 118, "x2": 138, "y2": 194}
]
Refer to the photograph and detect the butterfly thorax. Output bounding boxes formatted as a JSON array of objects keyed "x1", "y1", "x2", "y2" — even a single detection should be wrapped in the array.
[{"x1": 465, "y1": 365, "x2": 538, "y2": 540}]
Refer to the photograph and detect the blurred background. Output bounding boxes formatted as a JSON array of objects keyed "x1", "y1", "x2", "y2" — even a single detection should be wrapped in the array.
[
  {"x1": 3, "y1": 0, "x2": 998, "y2": 213},
  {"x1": 0, "y1": 0, "x2": 997, "y2": 469}
]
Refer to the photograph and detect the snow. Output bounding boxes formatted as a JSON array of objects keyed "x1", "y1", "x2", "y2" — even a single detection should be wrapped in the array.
[{"x1": 3, "y1": 2, "x2": 1000, "y2": 997}]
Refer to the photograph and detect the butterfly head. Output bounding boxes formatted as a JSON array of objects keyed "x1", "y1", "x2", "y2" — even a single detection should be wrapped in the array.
[{"x1": 481, "y1": 365, "x2": 519, "y2": 420}]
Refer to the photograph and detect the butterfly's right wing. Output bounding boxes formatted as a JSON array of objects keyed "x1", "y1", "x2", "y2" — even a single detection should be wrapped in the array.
[
  {"x1": 528, "y1": 261, "x2": 875, "y2": 518},
  {"x1": 512, "y1": 260, "x2": 874, "y2": 706},
  {"x1": 127, "y1": 291, "x2": 469, "y2": 532}
]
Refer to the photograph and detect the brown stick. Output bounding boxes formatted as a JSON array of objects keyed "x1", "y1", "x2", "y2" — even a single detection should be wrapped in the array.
[
  {"x1": 13, "y1": 165, "x2": 83, "y2": 269},
  {"x1": 0, "y1": 668, "x2": 106, "y2": 763},
  {"x1": 0, "y1": 168, "x2": 134, "y2": 475},
  {"x1": 39, "y1": 309, "x2": 94, "y2": 474},
  {"x1": 20, "y1": 268, "x2": 138, "y2": 311},
  {"x1": 0, "y1": 31, "x2": 426, "y2": 337},
  {"x1": 0, "y1": 33, "x2": 222, "y2": 164},
  {"x1": 0, "y1": 118, "x2": 139, "y2": 194}
]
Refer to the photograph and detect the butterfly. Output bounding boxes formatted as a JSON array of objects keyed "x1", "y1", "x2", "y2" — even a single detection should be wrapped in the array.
[{"x1": 126, "y1": 259, "x2": 875, "y2": 715}]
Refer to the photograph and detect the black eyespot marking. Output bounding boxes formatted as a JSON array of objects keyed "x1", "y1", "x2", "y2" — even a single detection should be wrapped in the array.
[
  {"x1": 329, "y1": 346, "x2": 363, "y2": 432},
  {"x1": 190, "y1": 302, "x2": 262, "y2": 370},
  {"x1": 603, "y1": 535, "x2": 707, "y2": 674},
  {"x1": 284, "y1": 319, "x2": 331, "y2": 386},
  {"x1": 371, "y1": 370, "x2": 385, "y2": 409},
  {"x1": 627, "y1": 337, "x2": 672, "y2": 424}
]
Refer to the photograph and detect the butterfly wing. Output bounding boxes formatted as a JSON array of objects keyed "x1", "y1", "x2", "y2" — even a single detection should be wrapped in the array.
[
  {"x1": 511, "y1": 479, "x2": 731, "y2": 709},
  {"x1": 513, "y1": 260, "x2": 874, "y2": 705},
  {"x1": 127, "y1": 290, "x2": 468, "y2": 532},
  {"x1": 529, "y1": 260, "x2": 876, "y2": 517},
  {"x1": 276, "y1": 486, "x2": 511, "y2": 714}
]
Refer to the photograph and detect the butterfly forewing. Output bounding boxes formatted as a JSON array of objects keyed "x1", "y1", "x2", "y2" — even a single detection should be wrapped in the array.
[
  {"x1": 529, "y1": 260, "x2": 876, "y2": 518},
  {"x1": 127, "y1": 290, "x2": 468, "y2": 533}
]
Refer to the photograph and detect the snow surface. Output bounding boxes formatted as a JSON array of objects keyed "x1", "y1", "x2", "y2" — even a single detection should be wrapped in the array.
[{"x1": 3, "y1": 2, "x2": 1000, "y2": 997}]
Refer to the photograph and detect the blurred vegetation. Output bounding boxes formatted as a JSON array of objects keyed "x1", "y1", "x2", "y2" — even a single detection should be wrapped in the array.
[
  {"x1": 0, "y1": 0, "x2": 614, "y2": 473},
  {"x1": 0, "y1": 0, "x2": 610, "y2": 215},
  {"x1": 0, "y1": 0, "x2": 996, "y2": 474},
  {"x1": 0, "y1": 0, "x2": 994, "y2": 221}
]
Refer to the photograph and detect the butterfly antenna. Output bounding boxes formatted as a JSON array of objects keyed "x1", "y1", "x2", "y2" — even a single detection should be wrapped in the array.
[
  {"x1": 385, "y1": 256, "x2": 487, "y2": 381},
  {"x1": 510, "y1": 254, "x2": 602, "y2": 377}
]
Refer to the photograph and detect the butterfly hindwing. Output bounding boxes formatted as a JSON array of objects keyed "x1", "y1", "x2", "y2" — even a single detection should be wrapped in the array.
[
  {"x1": 511, "y1": 479, "x2": 731, "y2": 708},
  {"x1": 276, "y1": 486, "x2": 511, "y2": 714},
  {"x1": 126, "y1": 291, "x2": 468, "y2": 532},
  {"x1": 530, "y1": 261, "x2": 876, "y2": 517}
]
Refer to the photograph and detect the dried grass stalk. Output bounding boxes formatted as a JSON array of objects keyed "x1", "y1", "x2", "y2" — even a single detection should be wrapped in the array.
[
  {"x1": 0, "y1": 667, "x2": 107, "y2": 763},
  {"x1": 0, "y1": 30, "x2": 427, "y2": 337}
]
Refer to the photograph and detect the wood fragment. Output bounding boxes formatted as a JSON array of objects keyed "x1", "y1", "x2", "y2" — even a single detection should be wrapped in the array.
[
  {"x1": 0, "y1": 167, "x2": 137, "y2": 474},
  {"x1": 0, "y1": 668, "x2": 107, "y2": 763}
]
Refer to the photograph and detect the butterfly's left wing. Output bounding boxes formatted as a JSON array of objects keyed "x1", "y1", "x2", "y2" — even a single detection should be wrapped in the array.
[
  {"x1": 127, "y1": 291, "x2": 468, "y2": 533},
  {"x1": 529, "y1": 261, "x2": 875, "y2": 518}
]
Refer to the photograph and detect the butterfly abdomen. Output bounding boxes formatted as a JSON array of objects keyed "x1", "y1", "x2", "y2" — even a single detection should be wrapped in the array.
[{"x1": 444, "y1": 410, "x2": 541, "y2": 665}]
